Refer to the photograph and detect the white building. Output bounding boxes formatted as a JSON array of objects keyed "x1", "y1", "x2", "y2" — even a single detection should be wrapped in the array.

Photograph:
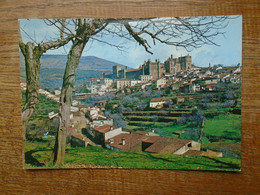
[
  {"x1": 130, "y1": 80, "x2": 141, "y2": 87},
  {"x1": 116, "y1": 79, "x2": 131, "y2": 90},
  {"x1": 150, "y1": 98, "x2": 167, "y2": 108},
  {"x1": 141, "y1": 75, "x2": 153, "y2": 83},
  {"x1": 157, "y1": 78, "x2": 167, "y2": 89},
  {"x1": 91, "y1": 84, "x2": 106, "y2": 95},
  {"x1": 104, "y1": 78, "x2": 113, "y2": 88}
]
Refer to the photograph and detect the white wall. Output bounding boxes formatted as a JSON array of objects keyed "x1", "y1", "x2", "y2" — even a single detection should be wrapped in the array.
[
  {"x1": 173, "y1": 146, "x2": 187, "y2": 154},
  {"x1": 105, "y1": 127, "x2": 122, "y2": 140}
]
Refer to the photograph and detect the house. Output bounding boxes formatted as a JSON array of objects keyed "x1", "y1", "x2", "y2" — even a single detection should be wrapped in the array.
[
  {"x1": 142, "y1": 136, "x2": 201, "y2": 154},
  {"x1": 104, "y1": 130, "x2": 222, "y2": 158},
  {"x1": 141, "y1": 75, "x2": 153, "y2": 83},
  {"x1": 71, "y1": 134, "x2": 88, "y2": 148},
  {"x1": 150, "y1": 98, "x2": 167, "y2": 108},
  {"x1": 48, "y1": 111, "x2": 58, "y2": 119},
  {"x1": 92, "y1": 116, "x2": 113, "y2": 127},
  {"x1": 89, "y1": 107, "x2": 100, "y2": 116},
  {"x1": 105, "y1": 131, "x2": 155, "y2": 152},
  {"x1": 157, "y1": 77, "x2": 167, "y2": 89},
  {"x1": 89, "y1": 125, "x2": 123, "y2": 145},
  {"x1": 204, "y1": 84, "x2": 216, "y2": 91},
  {"x1": 116, "y1": 79, "x2": 131, "y2": 90}
]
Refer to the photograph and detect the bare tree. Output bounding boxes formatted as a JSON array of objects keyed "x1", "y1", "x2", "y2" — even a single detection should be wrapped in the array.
[
  {"x1": 49, "y1": 16, "x2": 233, "y2": 166},
  {"x1": 19, "y1": 20, "x2": 74, "y2": 133},
  {"x1": 52, "y1": 19, "x2": 108, "y2": 165}
]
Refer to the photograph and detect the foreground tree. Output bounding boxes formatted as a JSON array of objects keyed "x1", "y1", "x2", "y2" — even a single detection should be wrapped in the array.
[
  {"x1": 19, "y1": 20, "x2": 73, "y2": 132},
  {"x1": 51, "y1": 16, "x2": 233, "y2": 165},
  {"x1": 52, "y1": 19, "x2": 108, "y2": 165}
]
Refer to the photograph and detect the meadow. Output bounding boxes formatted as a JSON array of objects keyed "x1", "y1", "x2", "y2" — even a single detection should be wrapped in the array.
[{"x1": 24, "y1": 141, "x2": 240, "y2": 171}]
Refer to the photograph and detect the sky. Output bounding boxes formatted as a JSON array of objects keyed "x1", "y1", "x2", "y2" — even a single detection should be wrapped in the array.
[{"x1": 19, "y1": 16, "x2": 242, "y2": 68}]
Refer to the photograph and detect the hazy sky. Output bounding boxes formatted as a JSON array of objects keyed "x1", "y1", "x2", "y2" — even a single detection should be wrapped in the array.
[{"x1": 20, "y1": 16, "x2": 242, "y2": 68}]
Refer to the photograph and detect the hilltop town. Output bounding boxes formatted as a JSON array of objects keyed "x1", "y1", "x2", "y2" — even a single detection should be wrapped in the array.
[{"x1": 21, "y1": 54, "x2": 241, "y2": 162}]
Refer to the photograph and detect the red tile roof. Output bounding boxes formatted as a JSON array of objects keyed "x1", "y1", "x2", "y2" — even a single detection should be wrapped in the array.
[
  {"x1": 106, "y1": 132, "x2": 147, "y2": 151},
  {"x1": 150, "y1": 98, "x2": 167, "y2": 102},
  {"x1": 142, "y1": 136, "x2": 161, "y2": 143},
  {"x1": 93, "y1": 125, "x2": 120, "y2": 134},
  {"x1": 144, "y1": 137, "x2": 191, "y2": 154},
  {"x1": 72, "y1": 134, "x2": 84, "y2": 140}
]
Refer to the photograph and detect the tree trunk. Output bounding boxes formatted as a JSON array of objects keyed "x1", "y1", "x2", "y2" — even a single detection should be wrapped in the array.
[
  {"x1": 20, "y1": 34, "x2": 74, "y2": 137},
  {"x1": 52, "y1": 39, "x2": 86, "y2": 166},
  {"x1": 21, "y1": 42, "x2": 42, "y2": 138},
  {"x1": 199, "y1": 120, "x2": 205, "y2": 144}
]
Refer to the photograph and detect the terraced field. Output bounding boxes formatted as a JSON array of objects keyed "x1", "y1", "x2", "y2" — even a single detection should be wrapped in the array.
[{"x1": 123, "y1": 109, "x2": 193, "y2": 133}]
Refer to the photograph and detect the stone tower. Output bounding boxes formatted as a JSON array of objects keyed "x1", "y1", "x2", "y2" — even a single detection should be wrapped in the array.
[{"x1": 113, "y1": 65, "x2": 122, "y2": 79}]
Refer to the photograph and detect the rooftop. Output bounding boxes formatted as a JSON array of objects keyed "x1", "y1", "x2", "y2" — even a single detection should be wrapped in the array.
[
  {"x1": 144, "y1": 137, "x2": 191, "y2": 154},
  {"x1": 93, "y1": 125, "x2": 120, "y2": 134},
  {"x1": 71, "y1": 134, "x2": 84, "y2": 140},
  {"x1": 105, "y1": 131, "x2": 149, "y2": 151}
]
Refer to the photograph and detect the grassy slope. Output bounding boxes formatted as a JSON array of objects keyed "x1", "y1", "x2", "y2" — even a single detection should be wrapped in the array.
[
  {"x1": 204, "y1": 114, "x2": 241, "y2": 140},
  {"x1": 24, "y1": 141, "x2": 240, "y2": 171}
]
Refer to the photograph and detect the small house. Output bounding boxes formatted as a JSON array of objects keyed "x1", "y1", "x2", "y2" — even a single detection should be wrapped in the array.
[
  {"x1": 142, "y1": 136, "x2": 201, "y2": 155},
  {"x1": 89, "y1": 125, "x2": 123, "y2": 145},
  {"x1": 150, "y1": 98, "x2": 167, "y2": 108},
  {"x1": 71, "y1": 134, "x2": 88, "y2": 148}
]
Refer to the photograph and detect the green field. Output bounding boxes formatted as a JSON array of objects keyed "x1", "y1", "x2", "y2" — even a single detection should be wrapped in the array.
[
  {"x1": 204, "y1": 114, "x2": 241, "y2": 142},
  {"x1": 160, "y1": 124, "x2": 191, "y2": 137},
  {"x1": 24, "y1": 141, "x2": 240, "y2": 171}
]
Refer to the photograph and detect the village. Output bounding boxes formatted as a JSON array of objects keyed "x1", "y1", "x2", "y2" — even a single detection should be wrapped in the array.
[{"x1": 21, "y1": 54, "x2": 241, "y2": 159}]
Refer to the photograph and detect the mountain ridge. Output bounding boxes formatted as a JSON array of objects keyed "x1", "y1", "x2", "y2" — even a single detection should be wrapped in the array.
[
  {"x1": 20, "y1": 54, "x2": 129, "y2": 89},
  {"x1": 20, "y1": 54, "x2": 129, "y2": 72}
]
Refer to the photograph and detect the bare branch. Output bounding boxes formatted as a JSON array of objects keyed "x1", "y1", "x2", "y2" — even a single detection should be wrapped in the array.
[
  {"x1": 124, "y1": 22, "x2": 153, "y2": 54},
  {"x1": 90, "y1": 37, "x2": 126, "y2": 51},
  {"x1": 20, "y1": 27, "x2": 38, "y2": 45},
  {"x1": 40, "y1": 34, "x2": 74, "y2": 52},
  {"x1": 18, "y1": 25, "x2": 26, "y2": 55}
]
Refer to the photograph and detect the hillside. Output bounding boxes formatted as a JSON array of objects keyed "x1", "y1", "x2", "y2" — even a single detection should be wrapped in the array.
[{"x1": 20, "y1": 54, "x2": 128, "y2": 89}]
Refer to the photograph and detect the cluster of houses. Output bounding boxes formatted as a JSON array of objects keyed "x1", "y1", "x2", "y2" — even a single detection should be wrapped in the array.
[
  {"x1": 69, "y1": 106, "x2": 222, "y2": 157},
  {"x1": 156, "y1": 64, "x2": 241, "y2": 93},
  {"x1": 81, "y1": 62, "x2": 241, "y2": 98},
  {"x1": 20, "y1": 82, "x2": 60, "y2": 102}
]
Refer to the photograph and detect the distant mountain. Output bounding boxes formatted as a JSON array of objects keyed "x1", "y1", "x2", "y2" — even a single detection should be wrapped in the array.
[
  {"x1": 20, "y1": 54, "x2": 129, "y2": 90},
  {"x1": 20, "y1": 54, "x2": 128, "y2": 72}
]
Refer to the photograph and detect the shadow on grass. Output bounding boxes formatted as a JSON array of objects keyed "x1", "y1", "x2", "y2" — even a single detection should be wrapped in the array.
[
  {"x1": 25, "y1": 149, "x2": 51, "y2": 167},
  {"x1": 203, "y1": 156, "x2": 240, "y2": 170},
  {"x1": 149, "y1": 154, "x2": 240, "y2": 170}
]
